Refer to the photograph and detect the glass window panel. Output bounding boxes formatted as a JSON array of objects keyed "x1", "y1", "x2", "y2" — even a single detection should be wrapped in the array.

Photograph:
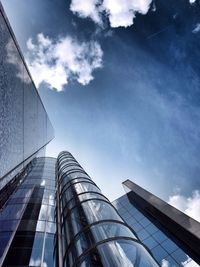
[
  {"x1": 171, "y1": 249, "x2": 188, "y2": 264},
  {"x1": 0, "y1": 231, "x2": 12, "y2": 257},
  {"x1": 146, "y1": 224, "x2": 159, "y2": 235},
  {"x1": 43, "y1": 234, "x2": 55, "y2": 267},
  {"x1": 13, "y1": 188, "x2": 32, "y2": 198},
  {"x1": 49, "y1": 195, "x2": 55, "y2": 206},
  {"x1": 0, "y1": 203, "x2": 25, "y2": 220},
  {"x1": 91, "y1": 222, "x2": 137, "y2": 241},
  {"x1": 153, "y1": 231, "x2": 168, "y2": 243},
  {"x1": 117, "y1": 207, "x2": 127, "y2": 216},
  {"x1": 134, "y1": 212, "x2": 144, "y2": 221},
  {"x1": 163, "y1": 256, "x2": 179, "y2": 267},
  {"x1": 143, "y1": 236, "x2": 158, "y2": 250},
  {"x1": 130, "y1": 222, "x2": 143, "y2": 232},
  {"x1": 63, "y1": 171, "x2": 89, "y2": 181},
  {"x1": 66, "y1": 230, "x2": 93, "y2": 266},
  {"x1": 74, "y1": 182, "x2": 100, "y2": 194},
  {"x1": 140, "y1": 217, "x2": 151, "y2": 228},
  {"x1": 78, "y1": 192, "x2": 108, "y2": 202},
  {"x1": 46, "y1": 222, "x2": 56, "y2": 233},
  {"x1": 68, "y1": 208, "x2": 85, "y2": 236},
  {"x1": 161, "y1": 238, "x2": 178, "y2": 254},
  {"x1": 82, "y1": 200, "x2": 123, "y2": 224},
  {"x1": 62, "y1": 187, "x2": 74, "y2": 205},
  {"x1": 36, "y1": 220, "x2": 45, "y2": 232},
  {"x1": 137, "y1": 229, "x2": 149, "y2": 241},
  {"x1": 97, "y1": 240, "x2": 159, "y2": 267},
  {"x1": 62, "y1": 165, "x2": 82, "y2": 173},
  {"x1": 64, "y1": 199, "x2": 76, "y2": 212},
  {"x1": 43, "y1": 249, "x2": 55, "y2": 267},
  {"x1": 47, "y1": 206, "x2": 55, "y2": 222},
  {"x1": 121, "y1": 211, "x2": 132, "y2": 220},
  {"x1": 151, "y1": 245, "x2": 168, "y2": 262},
  {"x1": 39, "y1": 205, "x2": 48, "y2": 221},
  {"x1": 29, "y1": 232, "x2": 44, "y2": 266}
]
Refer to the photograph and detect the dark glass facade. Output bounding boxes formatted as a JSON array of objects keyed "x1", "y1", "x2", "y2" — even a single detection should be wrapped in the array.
[
  {"x1": 0, "y1": 157, "x2": 56, "y2": 266},
  {"x1": 112, "y1": 182, "x2": 200, "y2": 267},
  {"x1": 56, "y1": 151, "x2": 159, "y2": 267},
  {"x1": 0, "y1": 3, "x2": 54, "y2": 189}
]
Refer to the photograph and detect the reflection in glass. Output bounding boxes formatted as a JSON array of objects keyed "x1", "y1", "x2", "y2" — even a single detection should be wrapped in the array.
[
  {"x1": 29, "y1": 232, "x2": 44, "y2": 266},
  {"x1": 82, "y1": 200, "x2": 123, "y2": 224},
  {"x1": 44, "y1": 234, "x2": 55, "y2": 267},
  {"x1": 74, "y1": 182, "x2": 100, "y2": 195},
  {"x1": 97, "y1": 240, "x2": 158, "y2": 267},
  {"x1": 91, "y1": 222, "x2": 137, "y2": 241},
  {"x1": 78, "y1": 192, "x2": 108, "y2": 202}
]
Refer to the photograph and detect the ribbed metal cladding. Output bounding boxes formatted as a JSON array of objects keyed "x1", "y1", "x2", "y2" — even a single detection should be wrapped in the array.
[{"x1": 57, "y1": 151, "x2": 159, "y2": 267}]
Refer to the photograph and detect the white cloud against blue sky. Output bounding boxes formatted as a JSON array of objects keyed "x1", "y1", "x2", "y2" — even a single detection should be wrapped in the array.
[
  {"x1": 26, "y1": 33, "x2": 103, "y2": 91},
  {"x1": 168, "y1": 190, "x2": 200, "y2": 222},
  {"x1": 70, "y1": 0, "x2": 153, "y2": 28}
]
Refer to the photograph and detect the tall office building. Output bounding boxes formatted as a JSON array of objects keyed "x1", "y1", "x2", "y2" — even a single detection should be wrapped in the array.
[
  {"x1": 0, "y1": 2, "x2": 54, "y2": 191},
  {"x1": 0, "y1": 2, "x2": 200, "y2": 267},
  {"x1": 113, "y1": 180, "x2": 200, "y2": 267}
]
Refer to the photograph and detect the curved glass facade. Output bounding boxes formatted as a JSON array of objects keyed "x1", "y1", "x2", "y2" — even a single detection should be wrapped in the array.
[{"x1": 57, "y1": 151, "x2": 159, "y2": 267}]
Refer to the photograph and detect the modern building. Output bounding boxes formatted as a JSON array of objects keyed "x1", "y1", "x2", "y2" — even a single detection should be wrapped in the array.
[
  {"x1": 0, "y1": 2, "x2": 200, "y2": 267},
  {"x1": 0, "y1": 1, "x2": 54, "y2": 191},
  {"x1": 0, "y1": 157, "x2": 56, "y2": 266},
  {"x1": 112, "y1": 180, "x2": 200, "y2": 267}
]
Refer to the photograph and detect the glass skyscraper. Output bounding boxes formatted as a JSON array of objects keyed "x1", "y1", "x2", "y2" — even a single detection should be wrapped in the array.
[
  {"x1": 0, "y1": 2, "x2": 54, "y2": 190},
  {"x1": 0, "y1": 2, "x2": 200, "y2": 267},
  {"x1": 113, "y1": 180, "x2": 200, "y2": 267},
  {"x1": 0, "y1": 157, "x2": 56, "y2": 266}
]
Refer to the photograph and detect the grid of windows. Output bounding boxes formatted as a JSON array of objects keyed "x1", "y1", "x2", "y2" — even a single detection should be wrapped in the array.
[
  {"x1": 112, "y1": 195, "x2": 199, "y2": 267},
  {"x1": 0, "y1": 157, "x2": 56, "y2": 267}
]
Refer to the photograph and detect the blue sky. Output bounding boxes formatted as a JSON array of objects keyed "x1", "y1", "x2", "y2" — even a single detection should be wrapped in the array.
[{"x1": 2, "y1": 0, "x2": 200, "y2": 219}]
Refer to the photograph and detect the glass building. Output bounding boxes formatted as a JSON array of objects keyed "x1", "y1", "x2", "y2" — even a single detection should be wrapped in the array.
[
  {"x1": 0, "y1": 157, "x2": 56, "y2": 266},
  {"x1": 56, "y1": 151, "x2": 159, "y2": 267},
  {"x1": 0, "y1": 2, "x2": 54, "y2": 190},
  {"x1": 0, "y1": 2, "x2": 200, "y2": 267},
  {"x1": 112, "y1": 180, "x2": 200, "y2": 267}
]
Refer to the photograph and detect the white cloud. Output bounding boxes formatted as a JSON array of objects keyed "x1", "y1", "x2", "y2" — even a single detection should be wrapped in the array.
[
  {"x1": 26, "y1": 33, "x2": 103, "y2": 91},
  {"x1": 168, "y1": 190, "x2": 200, "y2": 222},
  {"x1": 70, "y1": 0, "x2": 102, "y2": 24},
  {"x1": 189, "y1": 0, "x2": 196, "y2": 4},
  {"x1": 192, "y1": 23, "x2": 200, "y2": 34},
  {"x1": 161, "y1": 259, "x2": 169, "y2": 267},
  {"x1": 70, "y1": 0, "x2": 153, "y2": 28}
]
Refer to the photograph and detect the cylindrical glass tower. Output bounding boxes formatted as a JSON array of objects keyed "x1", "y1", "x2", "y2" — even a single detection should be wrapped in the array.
[{"x1": 57, "y1": 151, "x2": 159, "y2": 267}]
